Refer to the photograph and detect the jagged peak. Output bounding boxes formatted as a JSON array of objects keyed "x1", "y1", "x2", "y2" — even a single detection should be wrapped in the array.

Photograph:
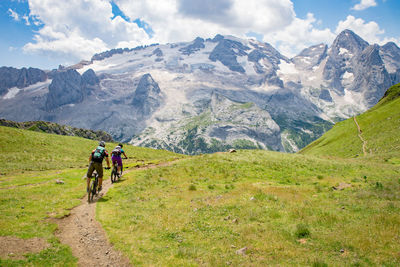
[{"x1": 331, "y1": 29, "x2": 369, "y2": 54}]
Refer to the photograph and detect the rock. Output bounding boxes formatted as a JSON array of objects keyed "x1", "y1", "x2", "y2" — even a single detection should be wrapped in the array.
[
  {"x1": 228, "y1": 149, "x2": 237, "y2": 153},
  {"x1": 250, "y1": 196, "x2": 255, "y2": 201},
  {"x1": 55, "y1": 179, "x2": 65, "y2": 184},
  {"x1": 340, "y1": 248, "x2": 345, "y2": 253},
  {"x1": 332, "y1": 183, "x2": 351, "y2": 190},
  {"x1": 224, "y1": 215, "x2": 231, "y2": 221},
  {"x1": 232, "y1": 218, "x2": 239, "y2": 224},
  {"x1": 236, "y1": 247, "x2": 247, "y2": 255}
]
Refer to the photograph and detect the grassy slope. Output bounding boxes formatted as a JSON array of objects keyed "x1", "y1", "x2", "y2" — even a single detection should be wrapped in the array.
[
  {"x1": 300, "y1": 83, "x2": 400, "y2": 160},
  {"x1": 98, "y1": 151, "x2": 400, "y2": 266},
  {"x1": 0, "y1": 125, "x2": 182, "y2": 174},
  {"x1": 0, "y1": 126, "x2": 183, "y2": 266}
]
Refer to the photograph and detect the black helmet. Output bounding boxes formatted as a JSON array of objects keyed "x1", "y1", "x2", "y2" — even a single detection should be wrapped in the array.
[
  {"x1": 118, "y1": 143, "x2": 123, "y2": 148},
  {"x1": 99, "y1": 141, "x2": 106, "y2": 147}
]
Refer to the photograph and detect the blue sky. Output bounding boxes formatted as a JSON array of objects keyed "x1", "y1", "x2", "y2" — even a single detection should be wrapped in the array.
[{"x1": 1, "y1": 0, "x2": 399, "y2": 70}]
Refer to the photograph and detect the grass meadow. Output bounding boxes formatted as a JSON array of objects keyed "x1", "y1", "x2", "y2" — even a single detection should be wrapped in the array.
[{"x1": 98, "y1": 150, "x2": 400, "y2": 266}]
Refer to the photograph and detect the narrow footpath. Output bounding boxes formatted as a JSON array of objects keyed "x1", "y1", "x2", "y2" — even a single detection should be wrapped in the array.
[
  {"x1": 55, "y1": 161, "x2": 178, "y2": 267},
  {"x1": 353, "y1": 116, "x2": 368, "y2": 156}
]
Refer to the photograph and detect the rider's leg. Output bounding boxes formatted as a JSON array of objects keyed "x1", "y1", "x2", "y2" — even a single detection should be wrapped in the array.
[{"x1": 94, "y1": 162, "x2": 104, "y2": 191}]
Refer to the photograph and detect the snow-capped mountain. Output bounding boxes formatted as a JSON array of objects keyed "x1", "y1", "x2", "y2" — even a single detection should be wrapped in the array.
[{"x1": 0, "y1": 30, "x2": 399, "y2": 154}]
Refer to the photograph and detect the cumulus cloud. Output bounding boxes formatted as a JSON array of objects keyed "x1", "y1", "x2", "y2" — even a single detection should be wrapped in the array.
[
  {"x1": 352, "y1": 0, "x2": 377, "y2": 11},
  {"x1": 264, "y1": 13, "x2": 335, "y2": 57},
  {"x1": 8, "y1": 8, "x2": 20, "y2": 21},
  {"x1": 336, "y1": 16, "x2": 382, "y2": 44},
  {"x1": 23, "y1": 0, "x2": 150, "y2": 61},
  {"x1": 19, "y1": 0, "x2": 399, "y2": 64}
]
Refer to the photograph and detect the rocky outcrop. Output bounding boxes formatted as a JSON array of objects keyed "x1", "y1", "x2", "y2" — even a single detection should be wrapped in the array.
[
  {"x1": 292, "y1": 44, "x2": 327, "y2": 70},
  {"x1": 0, "y1": 67, "x2": 47, "y2": 96},
  {"x1": 209, "y1": 37, "x2": 250, "y2": 73},
  {"x1": 179, "y1": 37, "x2": 205, "y2": 55},
  {"x1": 351, "y1": 45, "x2": 392, "y2": 105},
  {"x1": 45, "y1": 69, "x2": 84, "y2": 110},
  {"x1": 323, "y1": 29, "x2": 369, "y2": 94},
  {"x1": 45, "y1": 69, "x2": 99, "y2": 110},
  {"x1": 131, "y1": 73, "x2": 163, "y2": 116}
]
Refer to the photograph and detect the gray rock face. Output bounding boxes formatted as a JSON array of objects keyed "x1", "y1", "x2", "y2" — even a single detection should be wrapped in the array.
[
  {"x1": 323, "y1": 30, "x2": 369, "y2": 94},
  {"x1": 179, "y1": 37, "x2": 205, "y2": 55},
  {"x1": 351, "y1": 45, "x2": 392, "y2": 104},
  {"x1": 131, "y1": 73, "x2": 164, "y2": 116},
  {"x1": 379, "y1": 42, "x2": 400, "y2": 75},
  {"x1": 209, "y1": 37, "x2": 250, "y2": 73},
  {"x1": 45, "y1": 69, "x2": 85, "y2": 110},
  {"x1": 292, "y1": 44, "x2": 327, "y2": 70},
  {"x1": 0, "y1": 67, "x2": 47, "y2": 96},
  {"x1": 0, "y1": 30, "x2": 398, "y2": 154}
]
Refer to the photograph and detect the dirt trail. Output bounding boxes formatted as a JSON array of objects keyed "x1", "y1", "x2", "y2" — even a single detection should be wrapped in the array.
[
  {"x1": 353, "y1": 116, "x2": 368, "y2": 156},
  {"x1": 55, "y1": 160, "x2": 179, "y2": 267}
]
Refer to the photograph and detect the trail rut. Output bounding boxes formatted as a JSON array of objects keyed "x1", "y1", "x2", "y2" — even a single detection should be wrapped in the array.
[{"x1": 353, "y1": 116, "x2": 368, "y2": 156}]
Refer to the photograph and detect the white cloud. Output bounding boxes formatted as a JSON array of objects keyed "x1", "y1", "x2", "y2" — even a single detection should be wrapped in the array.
[
  {"x1": 23, "y1": 0, "x2": 150, "y2": 61},
  {"x1": 264, "y1": 13, "x2": 335, "y2": 57},
  {"x1": 8, "y1": 8, "x2": 20, "y2": 21},
  {"x1": 352, "y1": 0, "x2": 377, "y2": 11},
  {"x1": 336, "y1": 16, "x2": 381, "y2": 44},
  {"x1": 19, "y1": 0, "x2": 399, "y2": 64}
]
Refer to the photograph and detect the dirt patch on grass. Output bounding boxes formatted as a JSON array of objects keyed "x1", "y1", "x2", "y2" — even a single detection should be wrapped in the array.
[{"x1": 0, "y1": 236, "x2": 50, "y2": 260}]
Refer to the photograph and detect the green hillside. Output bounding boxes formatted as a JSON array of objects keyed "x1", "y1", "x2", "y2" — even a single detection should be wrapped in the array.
[
  {"x1": 0, "y1": 125, "x2": 182, "y2": 174},
  {"x1": 0, "y1": 119, "x2": 114, "y2": 142},
  {"x1": 300, "y1": 83, "x2": 400, "y2": 160}
]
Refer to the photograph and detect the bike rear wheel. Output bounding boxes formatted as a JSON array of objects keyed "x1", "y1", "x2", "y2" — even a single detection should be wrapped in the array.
[
  {"x1": 88, "y1": 179, "x2": 97, "y2": 203},
  {"x1": 111, "y1": 167, "x2": 118, "y2": 183}
]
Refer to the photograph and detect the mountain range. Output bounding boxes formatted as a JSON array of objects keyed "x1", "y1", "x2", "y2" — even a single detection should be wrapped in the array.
[{"x1": 0, "y1": 29, "x2": 399, "y2": 154}]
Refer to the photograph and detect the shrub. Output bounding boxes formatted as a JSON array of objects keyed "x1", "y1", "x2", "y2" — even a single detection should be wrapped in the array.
[
  {"x1": 312, "y1": 260, "x2": 328, "y2": 267},
  {"x1": 295, "y1": 223, "x2": 311, "y2": 238},
  {"x1": 188, "y1": 184, "x2": 197, "y2": 191}
]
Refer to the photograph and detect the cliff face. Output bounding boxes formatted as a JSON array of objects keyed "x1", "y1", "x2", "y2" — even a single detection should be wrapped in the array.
[{"x1": 0, "y1": 67, "x2": 47, "y2": 96}]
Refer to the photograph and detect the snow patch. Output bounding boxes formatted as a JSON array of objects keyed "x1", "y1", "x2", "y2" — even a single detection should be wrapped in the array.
[
  {"x1": 339, "y1": 48, "x2": 349, "y2": 55},
  {"x1": 342, "y1": 71, "x2": 354, "y2": 79},
  {"x1": 3, "y1": 87, "x2": 20, "y2": 99},
  {"x1": 277, "y1": 60, "x2": 298, "y2": 75}
]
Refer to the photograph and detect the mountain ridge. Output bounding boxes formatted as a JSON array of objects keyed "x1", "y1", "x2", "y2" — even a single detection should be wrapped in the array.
[{"x1": 1, "y1": 29, "x2": 399, "y2": 154}]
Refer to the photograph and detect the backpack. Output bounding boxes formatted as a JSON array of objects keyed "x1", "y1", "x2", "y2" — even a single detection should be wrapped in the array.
[
  {"x1": 112, "y1": 146, "x2": 122, "y2": 156},
  {"x1": 92, "y1": 146, "x2": 106, "y2": 162}
]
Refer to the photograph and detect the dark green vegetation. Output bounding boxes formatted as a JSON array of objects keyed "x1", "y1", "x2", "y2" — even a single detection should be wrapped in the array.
[
  {"x1": 301, "y1": 83, "x2": 400, "y2": 160},
  {"x1": 0, "y1": 119, "x2": 113, "y2": 142}
]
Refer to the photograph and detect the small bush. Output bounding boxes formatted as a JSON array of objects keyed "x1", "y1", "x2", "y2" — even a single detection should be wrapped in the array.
[
  {"x1": 312, "y1": 260, "x2": 328, "y2": 267},
  {"x1": 295, "y1": 223, "x2": 311, "y2": 238},
  {"x1": 188, "y1": 184, "x2": 197, "y2": 191},
  {"x1": 375, "y1": 182, "x2": 383, "y2": 189},
  {"x1": 208, "y1": 184, "x2": 215, "y2": 190},
  {"x1": 317, "y1": 175, "x2": 324, "y2": 180}
]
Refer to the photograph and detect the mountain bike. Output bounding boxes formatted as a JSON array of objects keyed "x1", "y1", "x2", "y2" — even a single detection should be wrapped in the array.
[
  {"x1": 88, "y1": 171, "x2": 99, "y2": 203},
  {"x1": 88, "y1": 167, "x2": 110, "y2": 203},
  {"x1": 110, "y1": 162, "x2": 120, "y2": 184},
  {"x1": 110, "y1": 158, "x2": 127, "y2": 183}
]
